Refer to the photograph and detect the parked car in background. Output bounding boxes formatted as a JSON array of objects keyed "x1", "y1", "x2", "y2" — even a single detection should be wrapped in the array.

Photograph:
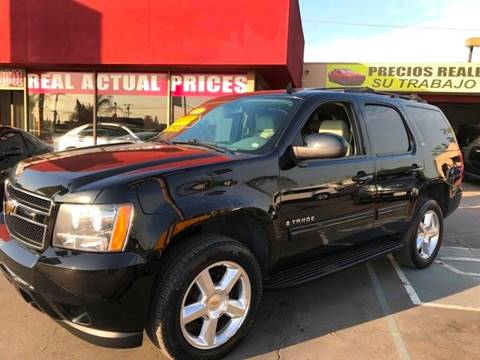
[
  {"x1": 328, "y1": 68, "x2": 366, "y2": 86},
  {"x1": 456, "y1": 124, "x2": 480, "y2": 179},
  {"x1": 53, "y1": 122, "x2": 161, "y2": 151},
  {"x1": 0, "y1": 126, "x2": 52, "y2": 198}
]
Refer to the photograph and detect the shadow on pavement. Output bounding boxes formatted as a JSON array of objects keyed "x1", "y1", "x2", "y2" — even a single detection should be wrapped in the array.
[{"x1": 228, "y1": 181, "x2": 480, "y2": 359}]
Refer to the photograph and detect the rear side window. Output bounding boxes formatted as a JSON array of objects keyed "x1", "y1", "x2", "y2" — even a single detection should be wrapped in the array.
[
  {"x1": 406, "y1": 106, "x2": 456, "y2": 153},
  {"x1": 364, "y1": 105, "x2": 410, "y2": 155}
]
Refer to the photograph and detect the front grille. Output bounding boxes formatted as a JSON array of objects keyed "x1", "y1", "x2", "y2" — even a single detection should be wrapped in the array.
[
  {"x1": 4, "y1": 214, "x2": 46, "y2": 248},
  {"x1": 4, "y1": 184, "x2": 53, "y2": 250},
  {"x1": 5, "y1": 184, "x2": 51, "y2": 214}
]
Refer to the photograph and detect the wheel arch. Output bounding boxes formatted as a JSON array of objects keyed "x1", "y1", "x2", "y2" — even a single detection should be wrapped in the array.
[
  {"x1": 418, "y1": 180, "x2": 450, "y2": 216},
  {"x1": 163, "y1": 209, "x2": 273, "y2": 274}
]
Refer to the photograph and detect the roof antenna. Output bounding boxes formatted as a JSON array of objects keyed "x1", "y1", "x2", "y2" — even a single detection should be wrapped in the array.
[{"x1": 286, "y1": 82, "x2": 295, "y2": 94}]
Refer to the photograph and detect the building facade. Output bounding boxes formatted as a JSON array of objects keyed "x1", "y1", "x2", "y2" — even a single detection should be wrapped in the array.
[
  {"x1": 0, "y1": 0, "x2": 304, "y2": 149},
  {"x1": 303, "y1": 62, "x2": 480, "y2": 149}
]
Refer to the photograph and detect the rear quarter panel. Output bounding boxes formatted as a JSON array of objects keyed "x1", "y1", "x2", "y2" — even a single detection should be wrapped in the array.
[{"x1": 400, "y1": 102, "x2": 463, "y2": 214}]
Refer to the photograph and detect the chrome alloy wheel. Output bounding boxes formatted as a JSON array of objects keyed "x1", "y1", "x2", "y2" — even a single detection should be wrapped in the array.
[
  {"x1": 416, "y1": 210, "x2": 440, "y2": 260},
  {"x1": 180, "y1": 261, "x2": 251, "y2": 350}
]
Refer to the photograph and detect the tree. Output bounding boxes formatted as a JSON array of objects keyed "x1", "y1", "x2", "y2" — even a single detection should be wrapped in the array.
[
  {"x1": 96, "y1": 95, "x2": 114, "y2": 115},
  {"x1": 69, "y1": 95, "x2": 115, "y2": 125},
  {"x1": 70, "y1": 99, "x2": 93, "y2": 125}
]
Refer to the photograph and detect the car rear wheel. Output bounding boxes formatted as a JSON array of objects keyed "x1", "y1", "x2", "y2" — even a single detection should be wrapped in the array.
[
  {"x1": 394, "y1": 198, "x2": 444, "y2": 269},
  {"x1": 147, "y1": 234, "x2": 262, "y2": 360}
]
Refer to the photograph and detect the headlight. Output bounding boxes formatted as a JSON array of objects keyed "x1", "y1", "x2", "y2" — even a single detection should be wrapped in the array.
[{"x1": 53, "y1": 203, "x2": 133, "y2": 252}]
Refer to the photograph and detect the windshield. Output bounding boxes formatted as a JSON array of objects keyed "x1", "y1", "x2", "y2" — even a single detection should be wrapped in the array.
[{"x1": 156, "y1": 96, "x2": 300, "y2": 153}]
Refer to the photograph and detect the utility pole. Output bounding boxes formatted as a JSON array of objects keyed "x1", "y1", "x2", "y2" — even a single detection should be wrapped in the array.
[{"x1": 465, "y1": 37, "x2": 480, "y2": 62}]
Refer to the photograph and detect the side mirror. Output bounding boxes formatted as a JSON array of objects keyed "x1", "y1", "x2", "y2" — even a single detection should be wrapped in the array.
[
  {"x1": 5, "y1": 146, "x2": 22, "y2": 157},
  {"x1": 292, "y1": 133, "x2": 348, "y2": 161}
]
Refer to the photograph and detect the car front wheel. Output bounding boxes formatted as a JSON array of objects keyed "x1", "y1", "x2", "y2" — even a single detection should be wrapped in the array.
[{"x1": 147, "y1": 234, "x2": 262, "y2": 360}]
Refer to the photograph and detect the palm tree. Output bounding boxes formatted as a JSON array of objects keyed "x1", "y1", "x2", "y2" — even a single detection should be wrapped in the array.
[{"x1": 96, "y1": 95, "x2": 114, "y2": 115}]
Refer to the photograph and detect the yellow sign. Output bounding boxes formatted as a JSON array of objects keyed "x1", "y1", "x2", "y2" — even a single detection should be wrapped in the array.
[{"x1": 326, "y1": 63, "x2": 480, "y2": 93}]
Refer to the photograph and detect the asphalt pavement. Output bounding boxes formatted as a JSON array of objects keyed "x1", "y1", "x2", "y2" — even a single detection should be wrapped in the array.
[{"x1": 1, "y1": 182, "x2": 480, "y2": 360}]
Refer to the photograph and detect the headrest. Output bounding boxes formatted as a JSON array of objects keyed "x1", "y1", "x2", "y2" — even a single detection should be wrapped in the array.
[
  {"x1": 318, "y1": 119, "x2": 350, "y2": 139},
  {"x1": 256, "y1": 113, "x2": 278, "y2": 131}
]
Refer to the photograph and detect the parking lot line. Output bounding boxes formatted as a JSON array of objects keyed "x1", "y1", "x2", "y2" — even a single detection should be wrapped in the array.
[
  {"x1": 387, "y1": 255, "x2": 422, "y2": 305},
  {"x1": 442, "y1": 246, "x2": 480, "y2": 250},
  {"x1": 388, "y1": 254, "x2": 480, "y2": 312},
  {"x1": 458, "y1": 205, "x2": 480, "y2": 209},
  {"x1": 439, "y1": 257, "x2": 480, "y2": 263},
  {"x1": 367, "y1": 262, "x2": 411, "y2": 360},
  {"x1": 435, "y1": 259, "x2": 480, "y2": 278}
]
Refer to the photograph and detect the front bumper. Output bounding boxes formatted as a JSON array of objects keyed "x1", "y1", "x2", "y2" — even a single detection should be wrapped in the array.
[{"x1": 0, "y1": 237, "x2": 157, "y2": 348}]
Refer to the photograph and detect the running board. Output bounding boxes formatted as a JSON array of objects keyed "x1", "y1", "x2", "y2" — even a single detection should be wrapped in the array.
[{"x1": 264, "y1": 238, "x2": 403, "y2": 289}]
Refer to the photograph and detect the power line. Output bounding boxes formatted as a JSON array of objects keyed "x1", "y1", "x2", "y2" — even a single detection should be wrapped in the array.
[{"x1": 302, "y1": 19, "x2": 480, "y2": 32}]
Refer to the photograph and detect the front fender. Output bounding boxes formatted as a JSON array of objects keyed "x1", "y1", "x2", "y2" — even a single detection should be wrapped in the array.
[{"x1": 132, "y1": 154, "x2": 281, "y2": 251}]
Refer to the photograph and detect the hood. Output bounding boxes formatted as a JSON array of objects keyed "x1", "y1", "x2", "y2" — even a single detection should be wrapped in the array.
[{"x1": 9, "y1": 142, "x2": 235, "y2": 200}]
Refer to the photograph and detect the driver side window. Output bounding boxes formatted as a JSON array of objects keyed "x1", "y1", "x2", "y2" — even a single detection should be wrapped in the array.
[{"x1": 297, "y1": 102, "x2": 361, "y2": 157}]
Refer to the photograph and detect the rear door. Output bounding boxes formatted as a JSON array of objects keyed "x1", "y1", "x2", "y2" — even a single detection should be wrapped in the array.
[{"x1": 361, "y1": 101, "x2": 424, "y2": 236}]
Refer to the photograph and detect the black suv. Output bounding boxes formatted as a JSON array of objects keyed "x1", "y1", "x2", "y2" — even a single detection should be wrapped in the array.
[{"x1": 0, "y1": 89, "x2": 463, "y2": 359}]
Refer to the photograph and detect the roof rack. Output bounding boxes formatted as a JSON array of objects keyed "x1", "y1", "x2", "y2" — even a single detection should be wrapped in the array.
[{"x1": 308, "y1": 87, "x2": 426, "y2": 103}]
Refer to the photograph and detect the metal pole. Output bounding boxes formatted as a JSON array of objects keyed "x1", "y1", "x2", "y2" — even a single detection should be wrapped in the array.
[
  {"x1": 166, "y1": 71, "x2": 172, "y2": 125},
  {"x1": 9, "y1": 95, "x2": 14, "y2": 127},
  {"x1": 23, "y1": 70, "x2": 28, "y2": 131},
  {"x1": 468, "y1": 46, "x2": 474, "y2": 62},
  {"x1": 93, "y1": 71, "x2": 98, "y2": 145}
]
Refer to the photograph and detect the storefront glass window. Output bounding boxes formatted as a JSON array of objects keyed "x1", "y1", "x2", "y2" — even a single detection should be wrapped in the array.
[
  {"x1": 171, "y1": 74, "x2": 249, "y2": 121},
  {"x1": 27, "y1": 72, "x2": 94, "y2": 150},
  {"x1": 26, "y1": 72, "x2": 249, "y2": 150},
  {"x1": 95, "y1": 72, "x2": 169, "y2": 147}
]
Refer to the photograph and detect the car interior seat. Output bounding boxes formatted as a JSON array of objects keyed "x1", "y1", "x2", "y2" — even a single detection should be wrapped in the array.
[
  {"x1": 255, "y1": 111, "x2": 282, "y2": 139},
  {"x1": 318, "y1": 119, "x2": 353, "y2": 156}
]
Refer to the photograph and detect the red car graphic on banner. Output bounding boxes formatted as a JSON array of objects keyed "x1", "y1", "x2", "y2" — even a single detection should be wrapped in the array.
[{"x1": 328, "y1": 68, "x2": 366, "y2": 86}]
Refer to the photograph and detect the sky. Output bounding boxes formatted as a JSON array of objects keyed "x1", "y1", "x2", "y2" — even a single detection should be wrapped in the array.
[{"x1": 299, "y1": 0, "x2": 480, "y2": 63}]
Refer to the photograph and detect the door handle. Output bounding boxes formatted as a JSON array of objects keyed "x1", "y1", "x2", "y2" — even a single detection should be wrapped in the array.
[
  {"x1": 352, "y1": 171, "x2": 373, "y2": 184},
  {"x1": 410, "y1": 164, "x2": 424, "y2": 175}
]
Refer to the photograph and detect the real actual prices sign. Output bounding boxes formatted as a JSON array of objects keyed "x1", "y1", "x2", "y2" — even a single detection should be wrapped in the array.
[
  {"x1": 325, "y1": 63, "x2": 480, "y2": 93},
  {"x1": 27, "y1": 72, "x2": 248, "y2": 96}
]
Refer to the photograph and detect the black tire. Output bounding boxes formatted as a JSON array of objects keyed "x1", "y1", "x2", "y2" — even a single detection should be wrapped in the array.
[
  {"x1": 147, "y1": 234, "x2": 263, "y2": 360},
  {"x1": 394, "y1": 198, "x2": 444, "y2": 269}
]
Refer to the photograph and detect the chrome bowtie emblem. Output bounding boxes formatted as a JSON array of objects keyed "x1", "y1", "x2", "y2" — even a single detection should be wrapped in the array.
[{"x1": 4, "y1": 197, "x2": 18, "y2": 216}]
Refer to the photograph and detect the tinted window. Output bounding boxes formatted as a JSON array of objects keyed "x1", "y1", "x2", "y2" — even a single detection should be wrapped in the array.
[
  {"x1": 97, "y1": 125, "x2": 130, "y2": 138},
  {"x1": 1, "y1": 132, "x2": 25, "y2": 149},
  {"x1": 406, "y1": 106, "x2": 456, "y2": 153},
  {"x1": 365, "y1": 105, "x2": 410, "y2": 155},
  {"x1": 22, "y1": 131, "x2": 48, "y2": 152},
  {"x1": 77, "y1": 126, "x2": 93, "y2": 136},
  {"x1": 0, "y1": 132, "x2": 26, "y2": 166}
]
